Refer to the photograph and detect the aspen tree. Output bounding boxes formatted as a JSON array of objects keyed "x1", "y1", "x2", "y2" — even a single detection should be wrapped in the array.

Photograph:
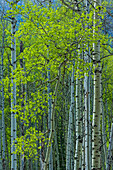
[
  {"x1": 44, "y1": 63, "x2": 62, "y2": 170},
  {"x1": 47, "y1": 54, "x2": 53, "y2": 170},
  {"x1": 92, "y1": 0, "x2": 102, "y2": 169},
  {"x1": 84, "y1": 52, "x2": 90, "y2": 170},
  {"x1": 11, "y1": 1, "x2": 17, "y2": 168},
  {"x1": 66, "y1": 63, "x2": 74, "y2": 170},
  {"x1": 4, "y1": 2, "x2": 108, "y2": 169},
  {"x1": 84, "y1": 0, "x2": 90, "y2": 169},
  {"x1": 74, "y1": 49, "x2": 83, "y2": 170},
  {"x1": 74, "y1": 77, "x2": 80, "y2": 169}
]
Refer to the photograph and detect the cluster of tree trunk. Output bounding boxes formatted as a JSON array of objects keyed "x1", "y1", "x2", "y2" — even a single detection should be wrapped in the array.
[{"x1": 0, "y1": 0, "x2": 113, "y2": 170}]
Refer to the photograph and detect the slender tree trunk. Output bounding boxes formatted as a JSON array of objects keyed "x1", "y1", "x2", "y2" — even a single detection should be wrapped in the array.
[
  {"x1": 92, "y1": 0, "x2": 101, "y2": 169},
  {"x1": 74, "y1": 77, "x2": 81, "y2": 170},
  {"x1": 19, "y1": 41, "x2": 26, "y2": 170},
  {"x1": 84, "y1": 1, "x2": 91, "y2": 169},
  {"x1": 11, "y1": 16, "x2": 17, "y2": 170},
  {"x1": 66, "y1": 63, "x2": 74, "y2": 170},
  {"x1": 88, "y1": 57, "x2": 92, "y2": 170},
  {"x1": 70, "y1": 62, "x2": 75, "y2": 170},
  {"x1": 44, "y1": 61, "x2": 65, "y2": 170},
  {"x1": 44, "y1": 73, "x2": 61, "y2": 169},
  {"x1": 47, "y1": 66, "x2": 53, "y2": 170},
  {"x1": 84, "y1": 54, "x2": 89, "y2": 170},
  {"x1": 1, "y1": 12, "x2": 5, "y2": 170}
]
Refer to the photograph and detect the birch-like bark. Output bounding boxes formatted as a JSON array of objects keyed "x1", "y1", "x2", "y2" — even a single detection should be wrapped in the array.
[
  {"x1": 84, "y1": 1, "x2": 91, "y2": 169},
  {"x1": 84, "y1": 54, "x2": 89, "y2": 170},
  {"x1": 82, "y1": 59, "x2": 85, "y2": 170},
  {"x1": 79, "y1": 69, "x2": 83, "y2": 169},
  {"x1": 70, "y1": 63, "x2": 75, "y2": 170},
  {"x1": 74, "y1": 77, "x2": 81, "y2": 170},
  {"x1": 47, "y1": 66, "x2": 53, "y2": 170},
  {"x1": 66, "y1": 106, "x2": 72, "y2": 170},
  {"x1": 66, "y1": 63, "x2": 74, "y2": 170},
  {"x1": 92, "y1": 0, "x2": 101, "y2": 168},
  {"x1": 88, "y1": 57, "x2": 92, "y2": 170},
  {"x1": 11, "y1": 16, "x2": 17, "y2": 170}
]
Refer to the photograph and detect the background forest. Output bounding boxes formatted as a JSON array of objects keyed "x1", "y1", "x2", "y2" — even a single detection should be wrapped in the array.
[{"x1": 0, "y1": 0, "x2": 113, "y2": 170}]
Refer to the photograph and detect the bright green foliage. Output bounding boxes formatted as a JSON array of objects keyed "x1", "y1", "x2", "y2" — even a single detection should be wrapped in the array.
[{"x1": 4, "y1": 0, "x2": 108, "y2": 160}]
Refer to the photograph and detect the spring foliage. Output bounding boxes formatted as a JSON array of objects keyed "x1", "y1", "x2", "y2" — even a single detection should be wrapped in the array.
[{"x1": 3, "y1": 0, "x2": 109, "y2": 159}]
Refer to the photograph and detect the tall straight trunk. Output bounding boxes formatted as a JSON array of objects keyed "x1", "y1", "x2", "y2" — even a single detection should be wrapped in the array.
[
  {"x1": 92, "y1": 0, "x2": 101, "y2": 169},
  {"x1": 84, "y1": 1, "x2": 91, "y2": 169},
  {"x1": 88, "y1": 57, "x2": 92, "y2": 170},
  {"x1": 82, "y1": 58, "x2": 85, "y2": 170},
  {"x1": 1, "y1": 28, "x2": 5, "y2": 170},
  {"x1": 66, "y1": 63, "x2": 74, "y2": 170},
  {"x1": 19, "y1": 41, "x2": 26, "y2": 170},
  {"x1": 84, "y1": 54, "x2": 89, "y2": 170},
  {"x1": 79, "y1": 70, "x2": 83, "y2": 168},
  {"x1": 11, "y1": 16, "x2": 17, "y2": 170},
  {"x1": 47, "y1": 66, "x2": 53, "y2": 170},
  {"x1": 74, "y1": 77, "x2": 81, "y2": 170},
  {"x1": 1, "y1": 9, "x2": 6, "y2": 169},
  {"x1": 65, "y1": 74, "x2": 71, "y2": 150},
  {"x1": 70, "y1": 63, "x2": 75, "y2": 170},
  {"x1": 74, "y1": 49, "x2": 83, "y2": 169}
]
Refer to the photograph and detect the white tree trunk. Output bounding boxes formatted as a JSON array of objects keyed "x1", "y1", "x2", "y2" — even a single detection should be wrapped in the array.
[
  {"x1": 92, "y1": 0, "x2": 101, "y2": 168},
  {"x1": 66, "y1": 63, "x2": 74, "y2": 170},
  {"x1": 11, "y1": 16, "x2": 17, "y2": 170},
  {"x1": 84, "y1": 55, "x2": 89, "y2": 170},
  {"x1": 47, "y1": 66, "x2": 53, "y2": 170},
  {"x1": 74, "y1": 77, "x2": 81, "y2": 170}
]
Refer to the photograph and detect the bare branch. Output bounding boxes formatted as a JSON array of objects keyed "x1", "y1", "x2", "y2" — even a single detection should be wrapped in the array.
[{"x1": 60, "y1": 0, "x2": 81, "y2": 12}]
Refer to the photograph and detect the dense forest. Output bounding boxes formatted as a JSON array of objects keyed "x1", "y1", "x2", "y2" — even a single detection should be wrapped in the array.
[{"x1": 0, "y1": 0, "x2": 113, "y2": 169}]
